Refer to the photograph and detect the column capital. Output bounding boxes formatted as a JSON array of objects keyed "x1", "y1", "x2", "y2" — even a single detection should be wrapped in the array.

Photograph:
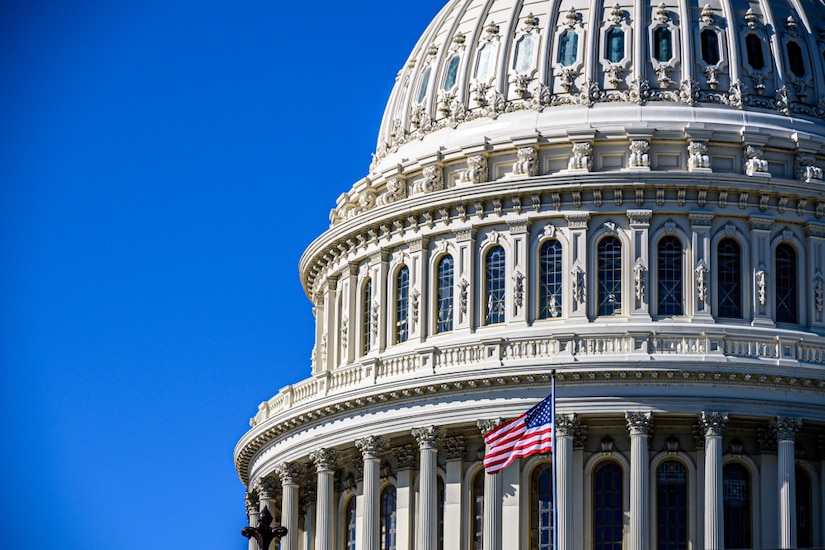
[
  {"x1": 355, "y1": 435, "x2": 388, "y2": 459},
  {"x1": 772, "y1": 417, "x2": 802, "y2": 441},
  {"x1": 412, "y1": 425, "x2": 444, "y2": 449},
  {"x1": 393, "y1": 444, "x2": 417, "y2": 470},
  {"x1": 310, "y1": 448, "x2": 338, "y2": 472},
  {"x1": 625, "y1": 411, "x2": 653, "y2": 436},
  {"x1": 477, "y1": 418, "x2": 502, "y2": 436},
  {"x1": 253, "y1": 475, "x2": 280, "y2": 500},
  {"x1": 700, "y1": 411, "x2": 729, "y2": 437},
  {"x1": 443, "y1": 435, "x2": 466, "y2": 461},
  {"x1": 275, "y1": 461, "x2": 305, "y2": 486},
  {"x1": 555, "y1": 413, "x2": 580, "y2": 437},
  {"x1": 245, "y1": 491, "x2": 260, "y2": 516}
]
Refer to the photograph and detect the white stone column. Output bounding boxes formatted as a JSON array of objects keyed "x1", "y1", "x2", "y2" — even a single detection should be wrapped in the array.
[
  {"x1": 276, "y1": 462, "x2": 304, "y2": 550},
  {"x1": 689, "y1": 212, "x2": 713, "y2": 319},
  {"x1": 412, "y1": 426, "x2": 443, "y2": 550},
  {"x1": 310, "y1": 449, "x2": 337, "y2": 550},
  {"x1": 571, "y1": 427, "x2": 586, "y2": 550},
  {"x1": 555, "y1": 414, "x2": 580, "y2": 550},
  {"x1": 626, "y1": 412, "x2": 652, "y2": 550},
  {"x1": 749, "y1": 215, "x2": 774, "y2": 324},
  {"x1": 564, "y1": 212, "x2": 590, "y2": 320},
  {"x1": 442, "y1": 436, "x2": 466, "y2": 550},
  {"x1": 478, "y1": 419, "x2": 502, "y2": 550},
  {"x1": 254, "y1": 475, "x2": 280, "y2": 549},
  {"x1": 758, "y1": 427, "x2": 779, "y2": 549},
  {"x1": 701, "y1": 411, "x2": 728, "y2": 550},
  {"x1": 245, "y1": 491, "x2": 260, "y2": 550},
  {"x1": 356, "y1": 436, "x2": 387, "y2": 550},
  {"x1": 774, "y1": 417, "x2": 802, "y2": 549},
  {"x1": 393, "y1": 446, "x2": 416, "y2": 550},
  {"x1": 627, "y1": 210, "x2": 652, "y2": 318}
]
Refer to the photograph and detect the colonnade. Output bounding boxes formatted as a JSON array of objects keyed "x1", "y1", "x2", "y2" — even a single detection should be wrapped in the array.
[{"x1": 245, "y1": 414, "x2": 808, "y2": 550}]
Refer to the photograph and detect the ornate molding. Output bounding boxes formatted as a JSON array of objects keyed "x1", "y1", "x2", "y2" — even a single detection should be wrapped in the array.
[
  {"x1": 478, "y1": 418, "x2": 502, "y2": 435},
  {"x1": 625, "y1": 411, "x2": 653, "y2": 435},
  {"x1": 309, "y1": 448, "x2": 338, "y2": 472},
  {"x1": 699, "y1": 411, "x2": 728, "y2": 437},
  {"x1": 275, "y1": 461, "x2": 305, "y2": 485},
  {"x1": 412, "y1": 425, "x2": 444, "y2": 449},
  {"x1": 355, "y1": 435, "x2": 388, "y2": 460},
  {"x1": 772, "y1": 416, "x2": 802, "y2": 441},
  {"x1": 443, "y1": 435, "x2": 466, "y2": 461},
  {"x1": 393, "y1": 444, "x2": 417, "y2": 470}
]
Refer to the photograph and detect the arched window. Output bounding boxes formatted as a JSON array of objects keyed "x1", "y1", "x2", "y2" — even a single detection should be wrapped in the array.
[
  {"x1": 344, "y1": 496, "x2": 357, "y2": 550},
  {"x1": 717, "y1": 238, "x2": 742, "y2": 318},
  {"x1": 776, "y1": 243, "x2": 797, "y2": 324},
  {"x1": 485, "y1": 246, "x2": 506, "y2": 324},
  {"x1": 606, "y1": 27, "x2": 625, "y2": 63},
  {"x1": 471, "y1": 470, "x2": 484, "y2": 550},
  {"x1": 539, "y1": 239, "x2": 563, "y2": 319},
  {"x1": 796, "y1": 466, "x2": 813, "y2": 548},
  {"x1": 443, "y1": 55, "x2": 460, "y2": 90},
  {"x1": 653, "y1": 27, "x2": 673, "y2": 62},
  {"x1": 745, "y1": 34, "x2": 764, "y2": 69},
  {"x1": 380, "y1": 485, "x2": 397, "y2": 550},
  {"x1": 437, "y1": 476, "x2": 446, "y2": 550},
  {"x1": 657, "y1": 460, "x2": 688, "y2": 550},
  {"x1": 701, "y1": 29, "x2": 720, "y2": 65},
  {"x1": 362, "y1": 278, "x2": 373, "y2": 354},
  {"x1": 395, "y1": 266, "x2": 409, "y2": 343},
  {"x1": 787, "y1": 41, "x2": 806, "y2": 77},
  {"x1": 723, "y1": 463, "x2": 752, "y2": 549},
  {"x1": 598, "y1": 236, "x2": 622, "y2": 316},
  {"x1": 558, "y1": 30, "x2": 578, "y2": 66},
  {"x1": 657, "y1": 236, "x2": 683, "y2": 316},
  {"x1": 436, "y1": 255, "x2": 454, "y2": 333},
  {"x1": 530, "y1": 463, "x2": 554, "y2": 550},
  {"x1": 593, "y1": 460, "x2": 623, "y2": 550}
]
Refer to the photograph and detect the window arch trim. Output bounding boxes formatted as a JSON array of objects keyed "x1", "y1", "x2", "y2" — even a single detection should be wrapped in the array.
[
  {"x1": 721, "y1": 456, "x2": 761, "y2": 549},
  {"x1": 583, "y1": 451, "x2": 631, "y2": 550},
  {"x1": 649, "y1": 451, "x2": 698, "y2": 550}
]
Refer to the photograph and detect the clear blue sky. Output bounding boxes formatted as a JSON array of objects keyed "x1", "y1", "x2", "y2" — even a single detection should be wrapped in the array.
[{"x1": 1, "y1": 1, "x2": 445, "y2": 548}]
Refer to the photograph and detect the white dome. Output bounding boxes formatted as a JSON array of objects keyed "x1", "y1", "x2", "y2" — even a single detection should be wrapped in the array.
[{"x1": 324, "y1": 0, "x2": 825, "y2": 230}]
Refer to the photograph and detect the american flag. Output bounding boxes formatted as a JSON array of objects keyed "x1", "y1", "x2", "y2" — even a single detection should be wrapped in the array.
[{"x1": 483, "y1": 393, "x2": 554, "y2": 474}]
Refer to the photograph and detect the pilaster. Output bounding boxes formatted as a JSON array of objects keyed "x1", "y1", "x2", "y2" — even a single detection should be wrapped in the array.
[
  {"x1": 748, "y1": 216, "x2": 774, "y2": 324},
  {"x1": 393, "y1": 445, "x2": 416, "y2": 550},
  {"x1": 689, "y1": 212, "x2": 713, "y2": 319},
  {"x1": 455, "y1": 228, "x2": 475, "y2": 332},
  {"x1": 564, "y1": 212, "x2": 591, "y2": 320},
  {"x1": 508, "y1": 218, "x2": 530, "y2": 326},
  {"x1": 627, "y1": 210, "x2": 652, "y2": 318},
  {"x1": 407, "y1": 237, "x2": 428, "y2": 342},
  {"x1": 443, "y1": 436, "x2": 466, "y2": 550},
  {"x1": 805, "y1": 223, "x2": 825, "y2": 327}
]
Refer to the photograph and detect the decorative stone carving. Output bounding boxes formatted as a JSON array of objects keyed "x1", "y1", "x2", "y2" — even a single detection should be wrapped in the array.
[
  {"x1": 513, "y1": 146, "x2": 538, "y2": 177},
  {"x1": 462, "y1": 154, "x2": 488, "y2": 184},
  {"x1": 411, "y1": 289, "x2": 420, "y2": 323},
  {"x1": 412, "y1": 425, "x2": 444, "y2": 449},
  {"x1": 459, "y1": 278, "x2": 469, "y2": 318},
  {"x1": 699, "y1": 411, "x2": 728, "y2": 437},
  {"x1": 633, "y1": 259, "x2": 647, "y2": 301},
  {"x1": 744, "y1": 145, "x2": 769, "y2": 176},
  {"x1": 628, "y1": 140, "x2": 650, "y2": 168},
  {"x1": 245, "y1": 490, "x2": 259, "y2": 515},
  {"x1": 355, "y1": 436, "x2": 388, "y2": 459},
  {"x1": 275, "y1": 461, "x2": 305, "y2": 485},
  {"x1": 379, "y1": 177, "x2": 407, "y2": 205},
  {"x1": 755, "y1": 268, "x2": 767, "y2": 306},
  {"x1": 568, "y1": 141, "x2": 593, "y2": 171},
  {"x1": 625, "y1": 411, "x2": 653, "y2": 435},
  {"x1": 572, "y1": 264, "x2": 585, "y2": 304},
  {"x1": 340, "y1": 315, "x2": 348, "y2": 354},
  {"x1": 695, "y1": 259, "x2": 709, "y2": 305},
  {"x1": 688, "y1": 140, "x2": 711, "y2": 170},
  {"x1": 757, "y1": 425, "x2": 778, "y2": 453},
  {"x1": 253, "y1": 476, "x2": 280, "y2": 500},
  {"x1": 665, "y1": 434, "x2": 681, "y2": 454},
  {"x1": 477, "y1": 418, "x2": 502, "y2": 435},
  {"x1": 513, "y1": 270, "x2": 525, "y2": 308},
  {"x1": 599, "y1": 435, "x2": 616, "y2": 454},
  {"x1": 814, "y1": 274, "x2": 824, "y2": 313},
  {"x1": 772, "y1": 417, "x2": 802, "y2": 441},
  {"x1": 442, "y1": 436, "x2": 466, "y2": 460},
  {"x1": 371, "y1": 300, "x2": 380, "y2": 342},
  {"x1": 310, "y1": 448, "x2": 338, "y2": 471},
  {"x1": 393, "y1": 445, "x2": 417, "y2": 469},
  {"x1": 796, "y1": 152, "x2": 824, "y2": 182},
  {"x1": 411, "y1": 165, "x2": 443, "y2": 196},
  {"x1": 555, "y1": 413, "x2": 581, "y2": 437}
]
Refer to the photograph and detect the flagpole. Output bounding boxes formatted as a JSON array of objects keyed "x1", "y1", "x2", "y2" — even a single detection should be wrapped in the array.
[{"x1": 551, "y1": 369, "x2": 558, "y2": 550}]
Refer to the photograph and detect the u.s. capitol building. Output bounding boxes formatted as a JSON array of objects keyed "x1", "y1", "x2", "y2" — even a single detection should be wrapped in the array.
[{"x1": 235, "y1": 0, "x2": 825, "y2": 548}]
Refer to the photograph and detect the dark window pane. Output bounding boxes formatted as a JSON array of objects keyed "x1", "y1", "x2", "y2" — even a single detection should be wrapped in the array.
[
  {"x1": 775, "y1": 244, "x2": 797, "y2": 323},
  {"x1": 787, "y1": 41, "x2": 805, "y2": 77},
  {"x1": 437, "y1": 256, "x2": 454, "y2": 333},
  {"x1": 657, "y1": 460, "x2": 688, "y2": 550},
  {"x1": 745, "y1": 34, "x2": 764, "y2": 69},
  {"x1": 723, "y1": 463, "x2": 752, "y2": 549},
  {"x1": 593, "y1": 461, "x2": 623, "y2": 550},
  {"x1": 531, "y1": 463, "x2": 554, "y2": 550},
  {"x1": 396, "y1": 266, "x2": 409, "y2": 343},
  {"x1": 658, "y1": 236, "x2": 683, "y2": 316},
  {"x1": 485, "y1": 246, "x2": 506, "y2": 324},
  {"x1": 717, "y1": 238, "x2": 741, "y2": 318},
  {"x1": 539, "y1": 240, "x2": 563, "y2": 319},
  {"x1": 796, "y1": 467, "x2": 813, "y2": 548},
  {"x1": 380, "y1": 486, "x2": 397, "y2": 550},
  {"x1": 654, "y1": 27, "x2": 673, "y2": 61},
  {"x1": 362, "y1": 278, "x2": 372, "y2": 354},
  {"x1": 701, "y1": 29, "x2": 720, "y2": 65},
  {"x1": 598, "y1": 237, "x2": 622, "y2": 316},
  {"x1": 558, "y1": 30, "x2": 579, "y2": 66},
  {"x1": 606, "y1": 27, "x2": 625, "y2": 63}
]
